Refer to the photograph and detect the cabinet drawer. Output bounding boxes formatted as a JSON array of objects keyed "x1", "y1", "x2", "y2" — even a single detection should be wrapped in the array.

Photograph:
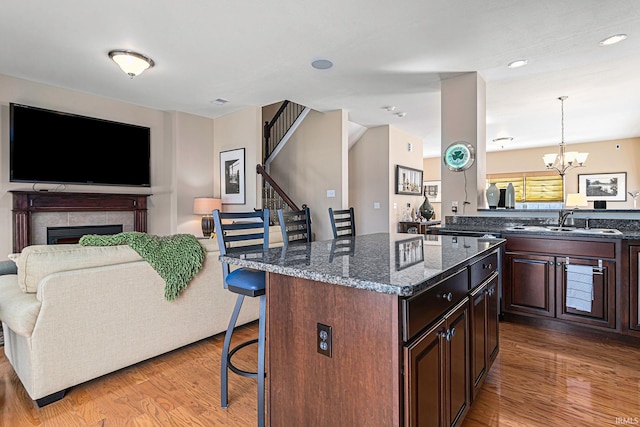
[
  {"x1": 506, "y1": 236, "x2": 616, "y2": 259},
  {"x1": 402, "y1": 268, "x2": 468, "y2": 342},
  {"x1": 469, "y1": 252, "x2": 498, "y2": 289}
]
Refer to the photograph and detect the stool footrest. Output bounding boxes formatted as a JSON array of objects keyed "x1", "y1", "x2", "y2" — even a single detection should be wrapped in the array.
[{"x1": 228, "y1": 338, "x2": 264, "y2": 378}]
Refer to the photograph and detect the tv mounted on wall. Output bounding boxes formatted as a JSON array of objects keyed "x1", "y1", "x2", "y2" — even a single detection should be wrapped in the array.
[{"x1": 10, "y1": 103, "x2": 151, "y2": 187}]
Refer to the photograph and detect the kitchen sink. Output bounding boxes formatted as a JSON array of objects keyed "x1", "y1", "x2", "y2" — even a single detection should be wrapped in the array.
[{"x1": 505, "y1": 225, "x2": 622, "y2": 235}]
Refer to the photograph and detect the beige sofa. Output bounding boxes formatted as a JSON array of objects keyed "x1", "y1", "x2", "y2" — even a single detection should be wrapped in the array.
[{"x1": 0, "y1": 229, "x2": 282, "y2": 407}]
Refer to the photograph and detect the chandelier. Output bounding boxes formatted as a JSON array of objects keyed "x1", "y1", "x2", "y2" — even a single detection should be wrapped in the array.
[{"x1": 542, "y1": 96, "x2": 588, "y2": 176}]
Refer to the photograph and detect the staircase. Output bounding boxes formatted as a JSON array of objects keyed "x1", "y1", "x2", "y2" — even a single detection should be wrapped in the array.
[{"x1": 259, "y1": 100, "x2": 309, "y2": 224}]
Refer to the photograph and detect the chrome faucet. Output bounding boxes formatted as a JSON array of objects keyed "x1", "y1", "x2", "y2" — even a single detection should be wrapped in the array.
[{"x1": 558, "y1": 210, "x2": 574, "y2": 227}]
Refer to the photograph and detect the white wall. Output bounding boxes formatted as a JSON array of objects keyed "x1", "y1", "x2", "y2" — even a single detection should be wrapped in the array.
[
  {"x1": 174, "y1": 112, "x2": 215, "y2": 237},
  {"x1": 389, "y1": 126, "x2": 424, "y2": 230},
  {"x1": 349, "y1": 124, "x2": 424, "y2": 235},
  {"x1": 0, "y1": 74, "x2": 173, "y2": 257},
  {"x1": 424, "y1": 136, "x2": 640, "y2": 211},
  {"x1": 213, "y1": 106, "x2": 262, "y2": 212},
  {"x1": 349, "y1": 126, "x2": 389, "y2": 235},
  {"x1": 270, "y1": 109, "x2": 347, "y2": 241}
]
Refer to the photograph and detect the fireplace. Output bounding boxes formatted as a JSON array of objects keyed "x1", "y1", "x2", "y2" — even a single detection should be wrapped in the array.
[
  {"x1": 11, "y1": 191, "x2": 149, "y2": 252},
  {"x1": 47, "y1": 224, "x2": 123, "y2": 245}
]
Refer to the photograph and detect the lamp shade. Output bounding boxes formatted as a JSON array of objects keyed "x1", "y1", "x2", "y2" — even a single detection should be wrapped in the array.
[
  {"x1": 565, "y1": 193, "x2": 588, "y2": 208},
  {"x1": 194, "y1": 198, "x2": 222, "y2": 215}
]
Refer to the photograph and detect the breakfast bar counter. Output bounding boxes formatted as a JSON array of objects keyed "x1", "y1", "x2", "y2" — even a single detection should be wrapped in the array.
[{"x1": 221, "y1": 232, "x2": 505, "y2": 426}]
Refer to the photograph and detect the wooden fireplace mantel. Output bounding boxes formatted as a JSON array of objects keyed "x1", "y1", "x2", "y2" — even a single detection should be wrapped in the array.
[{"x1": 11, "y1": 191, "x2": 151, "y2": 252}]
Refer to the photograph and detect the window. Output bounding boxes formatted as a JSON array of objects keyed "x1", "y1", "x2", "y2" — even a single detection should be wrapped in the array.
[{"x1": 487, "y1": 171, "x2": 563, "y2": 202}]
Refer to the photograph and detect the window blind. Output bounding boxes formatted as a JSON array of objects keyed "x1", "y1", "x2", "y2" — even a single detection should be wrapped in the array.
[{"x1": 487, "y1": 172, "x2": 563, "y2": 202}]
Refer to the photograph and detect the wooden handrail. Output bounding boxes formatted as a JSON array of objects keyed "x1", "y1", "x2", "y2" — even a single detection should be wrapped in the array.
[
  {"x1": 256, "y1": 164, "x2": 300, "y2": 212},
  {"x1": 264, "y1": 101, "x2": 290, "y2": 156}
]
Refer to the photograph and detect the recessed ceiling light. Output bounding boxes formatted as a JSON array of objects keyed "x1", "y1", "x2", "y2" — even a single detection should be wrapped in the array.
[
  {"x1": 396, "y1": 112, "x2": 407, "y2": 118},
  {"x1": 507, "y1": 59, "x2": 528, "y2": 69},
  {"x1": 599, "y1": 34, "x2": 627, "y2": 46},
  {"x1": 384, "y1": 106, "x2": 397, "y2": 112},
  {"x1": 311, "y1": 59, "x2": 333, "y2": 70},
  {"x1": 211, "y1": 98, "x2": 228, "y2": 105}
]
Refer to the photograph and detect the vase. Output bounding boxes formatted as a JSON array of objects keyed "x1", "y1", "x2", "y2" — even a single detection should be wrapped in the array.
[
  {"x1": 506, "y1": 183, "x2": 515, "y2": 209},
  {"x1": 486, "y1": 183, "x2": 499, "y2": 209},
  {"x1": 419, "y1": 196, "x2": 435, "y2": 220}
]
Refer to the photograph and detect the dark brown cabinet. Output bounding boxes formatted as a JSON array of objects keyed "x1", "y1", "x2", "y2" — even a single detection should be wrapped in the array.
[
  {"x1": 504, "y1": 252, "x2": 555, "y2": 317},
  {"x1": 627, "y1": 244, "x2": 640, "y2": 335},
  {"x1": 503, "y1": 235, "x2": 618, "y2": 330},
  {"x1": 404, "y1": 298, "x2": 470, "y2": 427},
  {"x1": 469, "y1": 273, "x2": 499, "y2": 401}
]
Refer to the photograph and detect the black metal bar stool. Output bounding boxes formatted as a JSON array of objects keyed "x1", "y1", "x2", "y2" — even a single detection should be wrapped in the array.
[
  {"x1": 328, "y1": 207, "x2": 356, "y2": 238},
  {"x1": 213, "y1": 209, "x2": 269, "y2": 427}
]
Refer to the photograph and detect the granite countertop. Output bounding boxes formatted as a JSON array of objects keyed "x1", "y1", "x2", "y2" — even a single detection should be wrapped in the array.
[
  {"x1": 431, "y1": 216, "x2": 640, "y2": 240},
  {"x1": 219, "y1": 233, "x2": 504, "y2": 297}
]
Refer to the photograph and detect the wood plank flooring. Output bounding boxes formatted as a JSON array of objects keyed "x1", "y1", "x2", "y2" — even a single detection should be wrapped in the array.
[{"x1": 1, "y1": 321, "x2": 639, "y2": 426}]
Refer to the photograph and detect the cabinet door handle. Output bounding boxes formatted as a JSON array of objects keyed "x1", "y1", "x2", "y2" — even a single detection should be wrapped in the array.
[
  {"x1": 445, "y1": 327, "x2": 456, "y2": 341},
  {"x1": 556, "y1": 262, "x2": 561, "y2": 266},
  {"x1": 442, "y1": 292, "x2": 453, "y2": 302},
  {"x1": 483, "y1": 263, "x2": 492, "y2": 269},
  {"x1": 548, "y1": 260, "x2": 554, "y2": 265}
]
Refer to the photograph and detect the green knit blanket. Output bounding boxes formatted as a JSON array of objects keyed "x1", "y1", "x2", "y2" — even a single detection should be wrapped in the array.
[{"x1": 79, "y1": 232, "x2": 206, "y2": 301}]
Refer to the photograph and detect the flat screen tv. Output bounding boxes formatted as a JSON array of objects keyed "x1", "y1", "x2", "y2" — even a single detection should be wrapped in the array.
[{"x1": 10, "y1": 103, "x2": 151, "y2": 187}]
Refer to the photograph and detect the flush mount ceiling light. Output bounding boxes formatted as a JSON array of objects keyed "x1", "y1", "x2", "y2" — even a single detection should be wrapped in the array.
[
  {"x1": 492, "y1": 137, "x2": 514, "y2": 149},
  {"x1": 507, "y1": 59, "x2": 528, "y2": 68},
  {"x1": 384, "y1": 106, "x2": 397, "y2": 112},
  {"x1": 311, "y1": 58, "x2": 333, "y2": 70},
  {"x1": 211, "y1": 98, "x2": 229, "y2": 105},
  {"x1": 599, "y1": 34, "x2": 627, "y2": 46},
  {"x1": 108, "y1": 50, "x2": 155, "y2": 78},
  {"x1": 395, "y1": 112, "x2": 407, "y2": 118}
]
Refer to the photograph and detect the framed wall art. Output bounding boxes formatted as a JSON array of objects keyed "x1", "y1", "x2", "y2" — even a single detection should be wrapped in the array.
[
  {"x1": 396, "y1": 165, "x2": 423, "y2": 195},
  {"x1": 423, "y1": 180, "x2": 441, "y2": 202},
  {"x1": 220, "y1": 148, "x2": 246, "y2": 204},
  {"x1": 578, "y1": 172, "x2": 626, "y2": 202}
]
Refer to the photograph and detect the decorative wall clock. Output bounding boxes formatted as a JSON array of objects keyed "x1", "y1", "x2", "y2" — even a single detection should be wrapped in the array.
[{"x1": 443, "y1": 142, "x2": 475, "y2": 172}]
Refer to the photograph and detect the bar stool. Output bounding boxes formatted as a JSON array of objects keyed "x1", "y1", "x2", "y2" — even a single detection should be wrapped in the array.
[
  {"x1": 277, "y1": 206, "x2": 312, "y2": 246},
  {"x1": 212, "y1": 209, "x2": 269, "y2": 427},
  {"x1": 328, "y1": 207, "x2": 356, "y2": 238}
]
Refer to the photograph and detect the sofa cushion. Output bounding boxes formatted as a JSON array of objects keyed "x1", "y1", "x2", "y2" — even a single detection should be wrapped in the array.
[
  {"x1": 0, "y1": 274, "x2": 41, "y2": 336},
  {"x1": 17, "y1": 244, "x2": 143, "y2": 293}
]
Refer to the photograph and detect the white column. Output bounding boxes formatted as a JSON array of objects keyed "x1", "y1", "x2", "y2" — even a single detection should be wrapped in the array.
[{"x1": 441, "y1": 72, "x2": 487, "y2": 217}]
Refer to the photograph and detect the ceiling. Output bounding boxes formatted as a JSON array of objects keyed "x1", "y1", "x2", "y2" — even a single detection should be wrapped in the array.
[{"x1": 1, "y1": 1, "x2": 639, "y2": 158}]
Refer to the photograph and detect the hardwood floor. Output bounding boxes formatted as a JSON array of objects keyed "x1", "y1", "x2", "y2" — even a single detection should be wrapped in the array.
[
  {"x1": 464, "y1": 322, "x2": 640, "y2": 427},
  {"x1": 1, "y1": 321, "x2": 639, "y2": 426},
  {"x1": 0, "y1": 325, "x2": 262, "y2": 426}
]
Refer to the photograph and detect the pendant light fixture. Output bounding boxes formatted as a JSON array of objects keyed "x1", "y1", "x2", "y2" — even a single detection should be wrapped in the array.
[
  {"x1": 108, "y1": 50, "x2": 155, "y2": 78},
  {"x1": 542, "y1": 96, "x2": 588, "y2": 177}
]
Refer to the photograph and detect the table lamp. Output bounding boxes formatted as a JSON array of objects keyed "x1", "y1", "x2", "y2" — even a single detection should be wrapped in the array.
[
  {"x1": 194, "y1": 197, "x2": 222, "y2": 238},
  {"x1": 565, "y1": 193, "x2": 588, "y2": 209}
]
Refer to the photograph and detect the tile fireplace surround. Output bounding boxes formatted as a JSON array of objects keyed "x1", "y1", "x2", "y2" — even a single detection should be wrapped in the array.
[{"x1": 11, "y1": 191, "x2": 149, "y2": 253}]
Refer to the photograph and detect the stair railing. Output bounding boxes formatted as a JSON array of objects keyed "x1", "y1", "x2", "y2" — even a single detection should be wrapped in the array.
[
  {"x1": 257, "y1": 164, "x2": 302, "y2": 224},
  {"x1": 263, "y1": 100, "x2": 306, "y2": 163}
]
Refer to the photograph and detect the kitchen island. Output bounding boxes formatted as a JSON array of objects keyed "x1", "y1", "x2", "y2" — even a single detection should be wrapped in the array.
[{"x1": 221, "y1": 232, "x2": 505, "y2": 427}]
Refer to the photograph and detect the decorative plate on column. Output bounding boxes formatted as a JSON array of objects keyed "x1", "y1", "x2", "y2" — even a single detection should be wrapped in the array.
[{"x1": 443, "y1": 142, "x2": 475, "y2": 172}]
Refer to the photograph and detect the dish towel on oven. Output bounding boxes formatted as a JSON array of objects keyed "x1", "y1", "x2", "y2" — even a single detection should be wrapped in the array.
[{"x1": 565, "y1": 264, "x2": 594, "y2": 312}]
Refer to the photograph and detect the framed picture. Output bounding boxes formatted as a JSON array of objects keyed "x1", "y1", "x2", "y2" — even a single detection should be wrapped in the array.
[
  {"x1": 396, "y1": 165, "x2": 423, "y2": 195},
  {"x1": 423, "y1": 180, "x2": 441, "y2": 203},
  {"x1": 395, "y1": 236, "x2": 424, "y2": 271},
  {"x1": 220, "y1": 148, "x2": 246, "y2": 204},
  {"x1": 578, "y1": 172, "x2": 627, "y2": 202}
]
